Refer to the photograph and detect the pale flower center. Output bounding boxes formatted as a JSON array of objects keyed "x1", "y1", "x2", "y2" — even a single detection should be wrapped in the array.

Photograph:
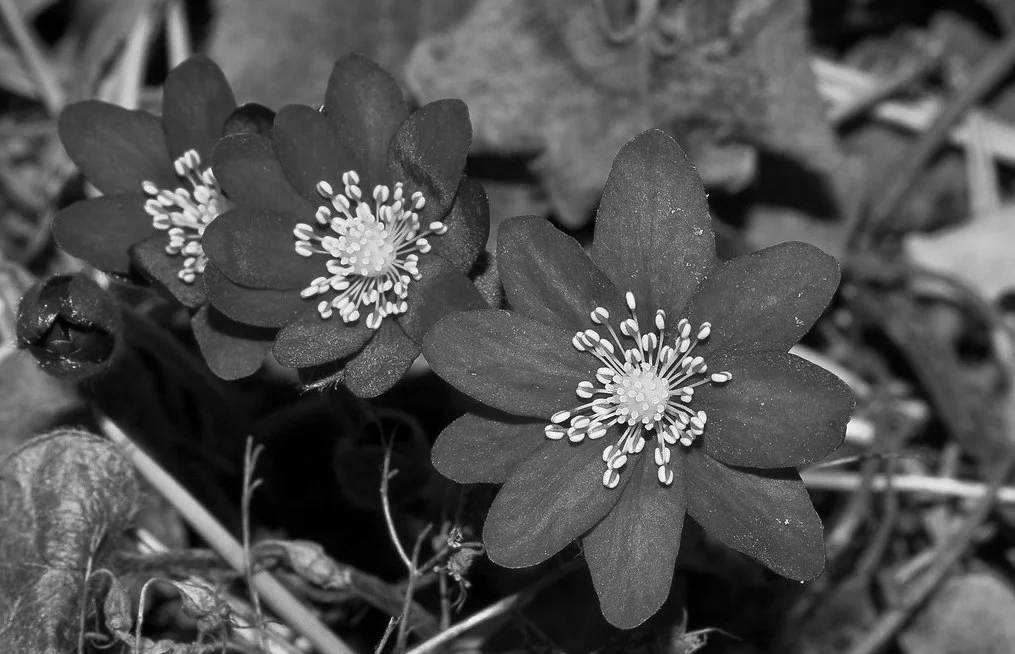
[
  {"x1": 545, "y1": 292, "x2": 732, "y2": 489},
  {"x1": 143, "y1": 149, "x2": 226, "y2": 284},
  {"x1": 292, "y1": 170, "x2": 447, "y2": 330}
]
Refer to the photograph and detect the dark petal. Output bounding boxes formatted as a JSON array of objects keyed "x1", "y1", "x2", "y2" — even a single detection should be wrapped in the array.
[
  {"x1": 58, "y1": 101, "x2": 177, "y2": 195},
  {"x1": 190, "y1": 305, "x2": 273, "y2": 380},
  {"x1": 223, "y1": 102, "x2": 276, "y2": 139},
  {"x1": 129, "y1": 234, "x2": 205, "y2": 309},
  {"x1": 484, "y1": 438, "x2": 627, "y2": 567},
  {"x1": 397, "y1": 253, "x2": 486, "y2": 344},
  {"x1": 324, "y1": 53, "x2": 408, "y2": 187},
  {"x1": 388, "y1": 99, "x2": 471, "y2": 223},
  {"x1": 162, "y1": 54, "x2": 237, "y2": 161},
  {"x1": 432, "y1": 410, "x2": 545, "y2": 484},
  {"x1": 685, "y1": 241, "x2": 841, "y2": 355},
  {"x1": 212, "y1": 133, "x2": 315, "y2": 218},
  {"x1": 498, "y1": 215, "x2": 626, "y2": 332},
  {"x1": 52, "y1": 195, "x2": 152, "y2": 273},
  {"x1": 696, "y1": 351, "x2": 854, "y2": 468},
  {"x1": 429, "y1": 176, "x2": 489, "y2": 273},
  {"x1": 583, "y1": 456, "x2": 686, "y2": 629},
  {"x1": 272, "y1": 305, "x2": 375, "y2": 368},
  {"x1": 201, "y1": 207, "x2": 318, "y2": 289},
  {"x1": 684, "y1": 451, "x2": 826, "y2": 580},
  {"x1": 591, "y1": 130, "x2": 716, "y2": 320},
  {"x1": 422, "y1": 309, "x2": 592, "y2": 419},
  {"x1": 203, "y1": 263, "x2": 303, "y2": 328},
  {"x1": 341, "y1": 319, "x2": 420, "y2": 397},
  {"x1": 273, "y1": 104, "x2": 360, "y2": 204}
]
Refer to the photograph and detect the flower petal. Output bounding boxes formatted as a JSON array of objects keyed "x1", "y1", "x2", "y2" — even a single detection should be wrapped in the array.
[
  {"x1": 429, "y1": 176, "x2": 489, "y2": 273},
  {"x1": 324, "y1": 53, "x2": 408, "y2": 188},
  {"x1": 273, "y1": 104, "x2": 360, "y2": 204},
  {"x1": 52, "y1": 195, "x2": 152, "y2": 273},
  {"x1": 397, "y1": 253, "x2": 486, "y2": 344},
  {"x1": 203, "y1": 263, "x2": 303, "y2": 328},
  {"x1": 695, "y1": 351, "x2": 854, "y2": 468},
  {"x1": 484, "y1": 438, "x2": 627, "y2": 567},
  {"x1": 422, "y1": 309, "x2": 591, "y2": 419},
  {"x1": 583, "y1": 456, "x2": 686, "y2": 629},
  {"x1": 59, "y1": 101, "x2": 176, "y2": 195},
  {"x1": 162, "y1": 54, "x2": 236, "y2": 161},
  {"x1": 201, "y1": 207, "x2": 318, "y2": 289},
  {"x1": 432, "y1": 410, "x2": 545, "y2": 484},
  {"x1": 129, "y1": 234, "x2": 205, "y2": 309},
  {"x1": 591, "y1": 130, "x2": 716, "y2": 319},
  {"x1": 212, "y1": 133, "x2": 315, "y2": 219},
  {"x1": 498, "y1": 215, "x2": 626, "y2": 332},
  {"x1": 341, "y1": 319, "x2": 420, "y2": 398},
  {"x1": 190, "y1": 305, "x2": 273, "y2": 380},
  {"x1": 223, "y1": 102, "x2": 276, "y2": 139},
  {"x1": 685, "y1": 241, "x2": 841, "y2": 355},
  {"x1": 272, "y1": 305, "x2": 374, "y2": 368},
  {"x1": 684, "y1": 451, "x2": 826, "y2": 580},
  {"x1": 387, "y1": 99, "x2": 471, "y2": 223}
]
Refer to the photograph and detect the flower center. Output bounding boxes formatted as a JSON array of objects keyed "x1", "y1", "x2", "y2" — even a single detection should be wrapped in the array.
[
  {"x1": 292, "y1": 170, "x2": 447, "y2": 330},
  {"x1": 544, "y1": 292, "x2": 732, "y2": 489},
  {"x1": 143, "y1": 150, "x2": 226, "y2": 284}
]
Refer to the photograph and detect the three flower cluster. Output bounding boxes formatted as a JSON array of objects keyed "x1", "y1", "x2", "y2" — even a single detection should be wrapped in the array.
[{"x1": 50, "y1": 54, "x2": 854, "y2": 628}]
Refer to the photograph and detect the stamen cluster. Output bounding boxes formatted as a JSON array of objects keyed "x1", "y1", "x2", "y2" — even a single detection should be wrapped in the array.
[
  {"x1": 143, "y1": 150, "x2": 226, "y2": 284},
  {"x1": 545, "y1": 292, "x2": 732, "y2": 488},
  {"x1": 292, "y1": 171, "x2": 447, "y2": 329}
]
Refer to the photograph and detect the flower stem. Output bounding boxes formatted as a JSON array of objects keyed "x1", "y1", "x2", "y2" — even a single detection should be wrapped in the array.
[{"x1": 101, "y1": 415, "x2": 356, "y2": 654}]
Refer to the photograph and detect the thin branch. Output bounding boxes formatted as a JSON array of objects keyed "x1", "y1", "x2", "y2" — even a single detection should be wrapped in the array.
[
  {"x1": 242, "y1": 438, "x2": 268, "y2": 653},
  {"x1": 0, "y1": 0, "x2": 63, "y2": 113},
  {"x1": 100, "y1": 415, "x2": 356, "y2": 654},
  {"x1": 381, "y1": 437, "x2": 413, "y2": 571},
  {"x1": 829, "y1": 53, "x2": 939, "y2": 126},
  {"x1": 405, "y1": 564, "x2": 578, "y2": 654},
  {"x1": 395, "y1": 526, "x2": 434, "y2": 652}
]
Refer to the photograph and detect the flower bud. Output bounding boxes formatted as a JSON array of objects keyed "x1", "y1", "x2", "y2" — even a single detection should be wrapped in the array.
[{"x1": 16, "y1": 274, "x2": 122, "y2": 381}]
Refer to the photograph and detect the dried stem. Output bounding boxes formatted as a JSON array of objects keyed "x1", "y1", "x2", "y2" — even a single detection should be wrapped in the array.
[
  {"x1": 395, "y1": 526, "x2": 434, "y2": 652},
  {"x1": 241, "y1": 437, "x2": 268, "y2": 653},
  {"x1": 100, "y1": 415, "x2": 356, "y2": 654},
  {"x1": 381, "y1": 436, "x2": 414, "y2": 571}
]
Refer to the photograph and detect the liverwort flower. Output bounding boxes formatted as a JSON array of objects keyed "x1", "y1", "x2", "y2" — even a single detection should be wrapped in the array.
[
  {"x1": 422, "y1": 130, "x2": 855, "y2": 629},
  {"x1": 201, "y1": 54, "x2": 489, "y2": 397},
  {"x1": 52, "y1": 55, "x2": 275, "y2": 380}
]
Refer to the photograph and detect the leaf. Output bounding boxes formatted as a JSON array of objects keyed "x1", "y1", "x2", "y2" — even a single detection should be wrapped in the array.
[
  {"x1": 406, "y1": 0, "x2": 841, "y2": 226},
  {"x1": 0, "y1": 430, "x2": 140, "y2": 654},
  {"x1": 905, "y1": 204, "x2": 1015, "y2": 301},
  {"x1": 900, "y1": 572, "x2": 1015, "y2": 654}
]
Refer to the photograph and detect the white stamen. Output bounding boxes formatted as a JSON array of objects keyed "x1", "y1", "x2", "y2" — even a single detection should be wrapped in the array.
[
  {"x1": 294, "y1": 170, "x2": 443, "y2": 329},
  {"x1": 143, "y1": 149, "x2": 228, "y2": 284},
  {"x1": 542, "y1": 295, "x2": 732, "y2": 489}
]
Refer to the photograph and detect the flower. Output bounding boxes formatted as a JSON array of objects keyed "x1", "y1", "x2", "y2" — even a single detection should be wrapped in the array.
[
  {"x1": 52, "y1": 55, "x2": 275, "y2": 380},
  {"x1": 422, "y1": 130, "x2": 855, "y2": 629},
  {"x1": 201, "y1": 54, "x2": 489, "y2": 397}
]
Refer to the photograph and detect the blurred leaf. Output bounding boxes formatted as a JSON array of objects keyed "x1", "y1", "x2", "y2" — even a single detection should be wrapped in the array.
[
  {"x1": 900, "y1": 572, "x2": 1015, "y2": 654},
  {"x1": 407, "y1": 0, "x2": 842, "y2": 226},
  {"x1": 0, "y1": 430, "x2": 140, "y2": 653},
  {"x1": 905, "y1": 204, "x2": 1015, "y2": 302},
  {"x1": 60, "y1": 0, "x2": 145, "y2": 102},
  {"x1": 206, "y1": 0, "x2": 474, "y2": 109}
]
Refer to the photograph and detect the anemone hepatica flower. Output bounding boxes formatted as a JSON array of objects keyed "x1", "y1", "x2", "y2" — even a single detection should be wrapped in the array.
[
  {"x1": 201, "y1": 54, "x2": 488, "y2": 397},
  {"x1": 52, "y1": 55, "x2": 275, "y2": 379},
  {"x1": 423, "y1": 130, "x2": 855, "y2": 628}
]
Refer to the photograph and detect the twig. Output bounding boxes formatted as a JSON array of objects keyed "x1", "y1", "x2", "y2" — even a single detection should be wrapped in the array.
[
  {"x1": 100, "y1": 415, "x2": 356, "y2": 654},
  {"x1": 829, "y1": 54, "x2": 939, "y2": 126},
  {"x1": 381, "y1": 437, "x2": 413, "y2": 571},
  {"x1": 241, "y1": 438, "x2": 268, "y2": 653},
  {"x1": 404, "y1": 564, "x2": 578, "y2": 654},
  {"x1": 854, "y1": 31, "x2": 1015, "y2": 245},
  {"x1": 395, "y1": 526, "x2": 434, "y2": 652},
  {"x1": 164, "y1": 0, "x2": 192, "y2": 68},
  {"x1": 0, "y1": 0, "x2": 63, "y2": 113},
  {"x1": 802, "y1": 470, "x2": 1015, "y2": 504}
]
